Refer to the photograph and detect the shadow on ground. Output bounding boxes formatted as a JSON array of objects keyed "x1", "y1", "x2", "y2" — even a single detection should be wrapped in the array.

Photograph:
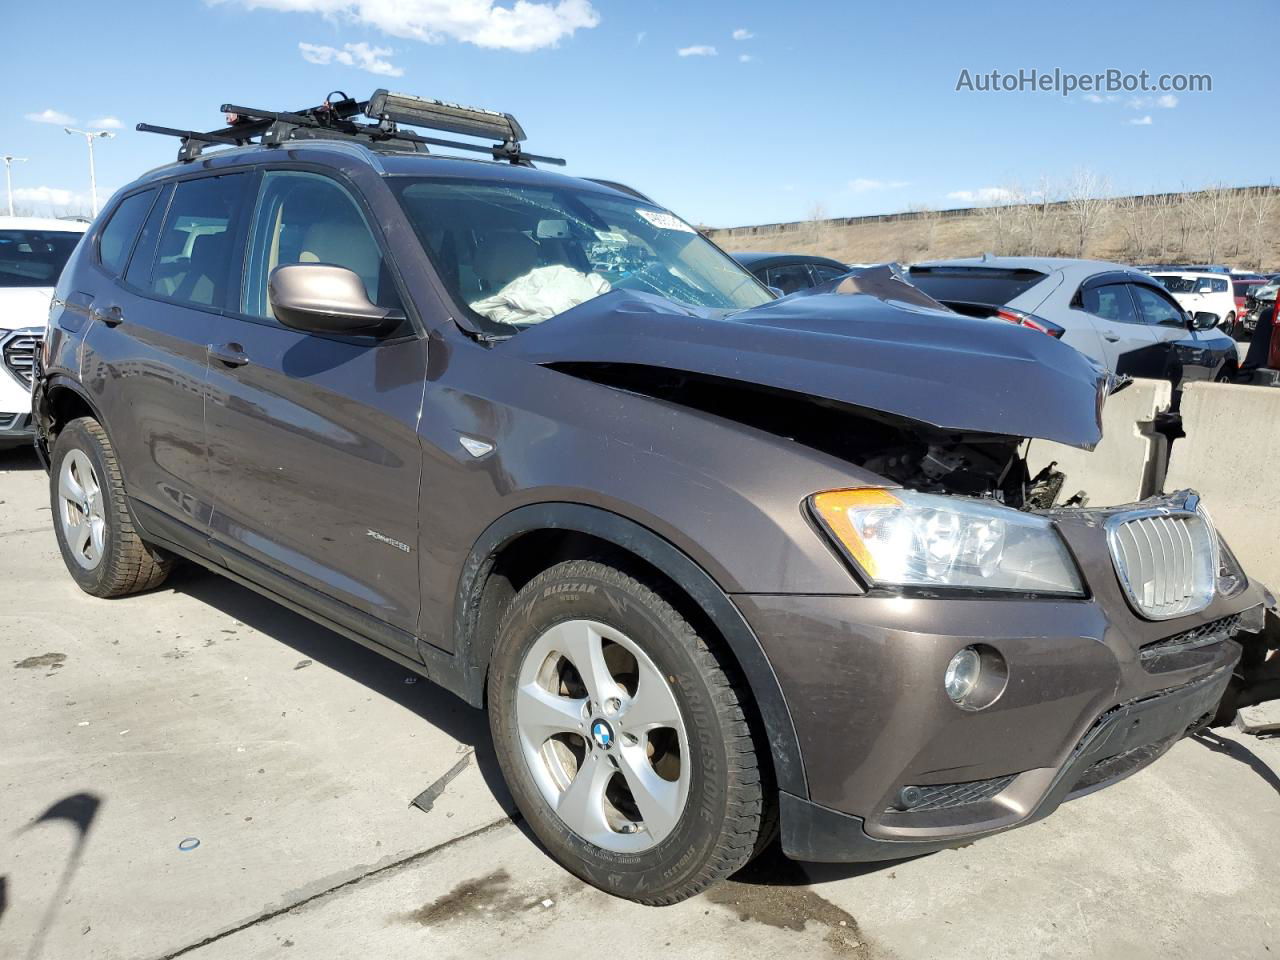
[
  {"x1": 1192, "y1": 730, "x2": 1280, "y2": 797},
  {"x1": 166, "y1": 564, "x2": 514, "y2": 815},
  {"x1": 0, "y1": 447, "x2": 42, "y2": 472}
]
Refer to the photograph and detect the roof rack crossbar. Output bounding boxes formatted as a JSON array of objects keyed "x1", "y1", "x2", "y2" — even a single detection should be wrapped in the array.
[{"x1": 136, "y1": 90, "x2": 565, "y2": 166}]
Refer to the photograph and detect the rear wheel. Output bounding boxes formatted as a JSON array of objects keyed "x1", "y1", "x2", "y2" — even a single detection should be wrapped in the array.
[
  {"x1": 50, "y1": 417, "x2": 172, "y2": 597},
  {"x1": 488, "y1": 560, "x2": 765, "y2": 904}
]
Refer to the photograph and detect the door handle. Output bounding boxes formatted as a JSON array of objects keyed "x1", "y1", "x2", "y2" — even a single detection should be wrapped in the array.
[
  {"x1": 209, "y1": 343, "x2": 250, "y2": 368},
  {"x1": 1103, "y1": 334, "x2": 1121, "y2": 343},
  {"x1": 90, "y1": 304, "x2": 124, "y2": 327}
]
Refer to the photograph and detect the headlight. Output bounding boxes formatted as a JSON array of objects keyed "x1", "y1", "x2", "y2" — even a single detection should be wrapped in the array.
[{"x1": 810, "y1": 488, "x2": 1084, "y2": 596}]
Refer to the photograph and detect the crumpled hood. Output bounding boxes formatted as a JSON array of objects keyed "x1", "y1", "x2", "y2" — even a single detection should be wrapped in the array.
[
  {"x1": 503, "y1": 268, "x2": 1108, "y2": 450},
  {"x1": 0, "y1": 286, "x2": 55, "y2": 330}
]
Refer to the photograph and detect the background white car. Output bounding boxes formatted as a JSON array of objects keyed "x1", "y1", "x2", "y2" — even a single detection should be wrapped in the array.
[
  {"x1": 1149, "y1": 271, "x2": 1236, "y2": 328},
  {"x1": 0, "y1": 217, "x2": 87, "y2": 449}
]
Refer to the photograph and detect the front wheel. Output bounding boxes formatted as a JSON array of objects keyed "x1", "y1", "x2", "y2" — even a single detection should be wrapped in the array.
[{"x1": 488, "y1": 560, "x2": 766, "y2": 904}]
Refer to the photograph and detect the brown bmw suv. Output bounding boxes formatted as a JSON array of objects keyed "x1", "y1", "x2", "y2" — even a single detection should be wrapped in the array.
[{"x1": 33, "y1": 91, "x2": 1277, "y2": 904}]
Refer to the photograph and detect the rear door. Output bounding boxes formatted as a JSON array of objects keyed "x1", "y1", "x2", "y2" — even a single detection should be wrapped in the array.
[
  {"x1": 83, "y1": 172, "x2": 252, "y2": 542},
  {"x1": 1076, "y1": 281, "x2": 1163, "y2": 377},
  {"x1": 201, "y1": 168, "x2": 427, "y2": 652}
]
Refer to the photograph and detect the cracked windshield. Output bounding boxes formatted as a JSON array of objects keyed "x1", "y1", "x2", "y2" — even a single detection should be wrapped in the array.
[{"x1": 393, "y1": 178, "x2": 772, "y2": 332}]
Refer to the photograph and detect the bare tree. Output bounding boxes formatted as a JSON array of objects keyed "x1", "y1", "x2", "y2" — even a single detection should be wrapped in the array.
[
  {"x1": 1246, "y1": 187, "x2": 1277, "y2": 270},
  {"x1": 1113, "y1": 194, "x2": 1148, "y2": 262},
  {"x1": 1064, "y1": 169, "x2": 1112, "y2": 257},
  {"x1": 801, "y1": 200, "x2": 830, "y2": 250},
  {"x1": 1189, "y1": 184, "x2": 1235, "y2": 263}
]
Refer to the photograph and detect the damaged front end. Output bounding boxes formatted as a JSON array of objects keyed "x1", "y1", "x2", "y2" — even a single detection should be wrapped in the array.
[{"x1": 508, "y1": 265, "x2": 1111, "y2": 511}]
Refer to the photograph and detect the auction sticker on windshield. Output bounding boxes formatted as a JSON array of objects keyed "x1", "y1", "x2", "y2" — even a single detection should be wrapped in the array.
[{"x1": 636, "y1": 209, "x2": 696, "y2": 233}]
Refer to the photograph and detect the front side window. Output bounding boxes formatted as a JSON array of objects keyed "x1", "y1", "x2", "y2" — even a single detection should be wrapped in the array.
[
  {"x1": 766, "y1": 263, "x2": 814, "y2": 294},
  {"x1": 391, "y1": 177, "x2": 770, "y2": 333},
  {"x1": 1131, "y1": 284, "x2": 1186, "y2": 326},
  {"x1": 0, "y1": 229, "x2": 84, "y2": 288},
  {"x1": 1081, "y1": 283, "x2": 1140, "y2": 324},
  {"x1": 242, "y1": 171, "x2": 399, "y2": 320},
  {"x1": 151, "y1": 174, "x2": 247, "y2": 309},
  {"x1": 98, "y1": 190, "x2": 156, "y2": 276}
]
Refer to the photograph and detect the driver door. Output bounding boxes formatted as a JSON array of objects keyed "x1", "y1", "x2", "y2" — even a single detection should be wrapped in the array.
[{"x1": 201, "y1": 169, "x2": 428, "y2": 653}]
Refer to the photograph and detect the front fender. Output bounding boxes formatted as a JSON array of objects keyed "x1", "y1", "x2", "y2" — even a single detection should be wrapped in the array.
[{"x1": 446, "y1": 501, "x2": 808, "y2": 797}]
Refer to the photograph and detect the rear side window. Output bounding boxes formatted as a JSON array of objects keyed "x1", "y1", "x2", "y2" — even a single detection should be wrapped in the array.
[
  {"x1": 98, "y1": 190, "x2": 156, "y2": 276},
  {"x1": 150, "y1": 174, "x2": 248, "y2": 309},
  {"x1": 1210, "y1": 278, "x2": 1228, "y2": 294},
  {"x1": 907, "y1": 266, "x2": 1047, "y2": 307},
  {"x1": 811, "y1": 264, "x2": 848, "y2": 283},
  {"x1": 125, "y1": 184, "x2": 173, "y2": 290},
  {"x1": 1081, "y1": 283, "x2": 1139, "y2": 324}
]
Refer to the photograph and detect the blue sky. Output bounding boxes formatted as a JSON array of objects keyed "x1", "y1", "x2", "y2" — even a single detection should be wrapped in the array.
[{"x1": 3, "y1": 0, "x2": 1275, "y2": 226}]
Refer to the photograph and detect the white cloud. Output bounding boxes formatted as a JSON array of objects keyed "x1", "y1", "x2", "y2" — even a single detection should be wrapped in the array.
[
  {"x1": 25, "y1": 108, "x2": 75, "y2": 125},
  {"x1": 1081, "y1": 93, "x2": 1119, "y2": 104},
  {"x1": 299, "y1": 40, "x2": 403, "y2": 75},
  {"x1": 1126, "y1": 94, "x2": 1178, "y2": 110},
  {"x1": 946, "y1": 186, "x2": 1019, "y2": 204},
  {"x1": 1129, "y1": 115, "x2": 1153, "y2": 126},
  {"x1": 12, "y1": 186, "x2": 90, "y2": 209},
  {"x1": 849, "y1": 178, "x2": 909, "y2": 193},
  {"x1": 635, "y1": 30, "x2": 645, "y2": 44},
  {"x1": 677, "y1": 44, "x2": 717, "y2": 56},
  {"x1": 91, "y1": 116, "x2": 123, "y2": 129},
  {"x1": 216, "y1": 0, "x2": 600, "y2": 53},
  {"x1": 732, "y1": 28, "x2": 753, "y2": 40},
  {"x1": 738, "y1": 53, "x2": 752, "y2": 62}
]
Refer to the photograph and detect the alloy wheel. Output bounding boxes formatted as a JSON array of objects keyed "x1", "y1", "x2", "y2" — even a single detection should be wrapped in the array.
[
  {"x1": 58, "y1": 449, "x2": 106, "y2": 569},
  {"x1": 515, "y1": 618, "x2": 690, "y2": 852}
]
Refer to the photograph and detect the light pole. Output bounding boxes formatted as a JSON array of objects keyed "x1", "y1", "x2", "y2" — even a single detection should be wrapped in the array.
[
  {"x1": 2, "y1": 155, "x2": 27, "y2": 217},
  {"x1": 63, "y1": 128, "x2": 114, "y2": 217}
]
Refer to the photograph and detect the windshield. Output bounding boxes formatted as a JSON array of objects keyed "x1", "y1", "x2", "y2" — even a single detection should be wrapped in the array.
[
  {"x1": 0, "y1": 229, "x2": 83, "y2": 288},
  {"x1": 390, "y1": 177, "x2": 771, "y2": 333}
]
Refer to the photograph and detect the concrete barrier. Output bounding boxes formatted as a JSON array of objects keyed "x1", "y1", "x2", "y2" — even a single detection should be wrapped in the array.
[
  {"x1": 1165, "y1": 381, "x2": 1280, "y2": 590},
  {"x1": 1026, "y1": 378, "x2": 1172, "y2": 508}
]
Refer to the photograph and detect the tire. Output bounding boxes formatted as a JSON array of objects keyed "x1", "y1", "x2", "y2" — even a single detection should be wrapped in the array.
[
  {"x1": 50, "y1": 417, "x2": 172, "y2": 598},
  {"x1": 1225, "y1": 312, "x2": 1240, "y2": 340},
  {"x1": 488, "y1": 560, "x2": 765, "y2": 904}
]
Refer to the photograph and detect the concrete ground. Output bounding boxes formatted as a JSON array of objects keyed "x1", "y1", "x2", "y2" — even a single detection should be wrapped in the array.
[{"x1": 2, "y1": 445, "x2": 1279, "y2": 960}]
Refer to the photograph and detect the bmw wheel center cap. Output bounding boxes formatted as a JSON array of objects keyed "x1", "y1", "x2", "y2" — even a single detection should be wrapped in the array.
[{"x1": 590, "y1": 718, "x2": 615, "y2": 750}]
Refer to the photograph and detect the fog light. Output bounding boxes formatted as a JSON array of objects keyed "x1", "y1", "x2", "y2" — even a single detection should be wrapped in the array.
[{"x1": 944, "y1": 647, "x2": 982, "y2": 704}]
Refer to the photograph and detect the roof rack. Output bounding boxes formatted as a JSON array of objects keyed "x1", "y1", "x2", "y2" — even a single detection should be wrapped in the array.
[{"x1": 137, "y1": 89, "x2": 565, "y2": 167}]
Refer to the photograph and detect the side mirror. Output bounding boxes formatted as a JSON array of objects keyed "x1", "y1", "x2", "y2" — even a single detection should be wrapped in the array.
[
  {"x1": 268, "y1": 263, "x2": 403, "y2": 335},
  {"x1": 767, "y1": 285, "x2": 785, "y2": 298},
  {"x1": 1191, "y1": 311, "x2": 1219, "y2": 331},
  {"x1": 1197, "y1": 285, "x2": 1213, "y2": 295}
]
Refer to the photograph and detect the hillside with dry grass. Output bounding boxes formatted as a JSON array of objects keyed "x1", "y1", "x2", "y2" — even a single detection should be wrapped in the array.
[{"x1": 707, "y1": 185, "x2": 1280, "y2": 271}]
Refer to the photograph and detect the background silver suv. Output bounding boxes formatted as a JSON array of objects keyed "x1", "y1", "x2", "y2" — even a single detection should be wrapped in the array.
[{"x1": 909, "y1": 255, "x2": 1239, "y2": 383}]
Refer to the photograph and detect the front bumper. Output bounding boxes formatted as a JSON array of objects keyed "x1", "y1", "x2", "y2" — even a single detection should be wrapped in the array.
[
  {"x1": 0, "y1": 411, "x2": 35, "y2": 448},
  {"x1": 778, "y1": 662, "x2": 1233, "y2": 861},
  {"x1": 734, "y1": 499, "x2": 1274, "y2": 863}
]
